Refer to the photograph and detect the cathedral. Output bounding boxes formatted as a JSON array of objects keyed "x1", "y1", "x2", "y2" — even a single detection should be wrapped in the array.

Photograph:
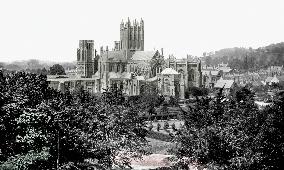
[{"x1": 47, "y1": 18, "x2": 202, "y2": 98}]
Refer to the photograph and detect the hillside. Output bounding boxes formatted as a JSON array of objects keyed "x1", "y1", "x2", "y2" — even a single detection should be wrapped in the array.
[
  {"x1": 0, "y1": 59, "x2": 76, "y2": 71},
  {"x1": 203, "y1": 42, "x2": 284, "y2": 70}
]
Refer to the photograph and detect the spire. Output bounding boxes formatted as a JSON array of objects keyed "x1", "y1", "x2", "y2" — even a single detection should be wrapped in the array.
[
  {"x1": 127, "y1": 17, "x2": 131, "y2": 27},
  {"x1": 140, "y1": 18, "x2": 144, "y2": 27},
  {"x1": 120, "y1": 19, "x2": 124, "y2": 30}
]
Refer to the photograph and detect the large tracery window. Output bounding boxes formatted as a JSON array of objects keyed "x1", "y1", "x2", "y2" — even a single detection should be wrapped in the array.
[{"x1": 188, "y1": 69, "x2": 195, "y2": 81}]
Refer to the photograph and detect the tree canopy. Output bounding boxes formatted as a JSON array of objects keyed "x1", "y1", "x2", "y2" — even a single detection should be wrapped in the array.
[
  {"x1": 203, "y1": 42, "x2": 284, "y2": 70},
  {"x1": 172, "y1": 87, "x2": 284, "y2": 169},
  {"x1": 49, "y1": 64, "x2": 66, "y2": 75},
  {"x1": 0, "y1": 70, "x2": 148, "y2": 169}
]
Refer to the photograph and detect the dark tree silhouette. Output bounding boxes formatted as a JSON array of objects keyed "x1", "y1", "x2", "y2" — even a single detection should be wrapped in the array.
[{"x1": 49, "y1": 64, "x2": 66, "y2": 75}]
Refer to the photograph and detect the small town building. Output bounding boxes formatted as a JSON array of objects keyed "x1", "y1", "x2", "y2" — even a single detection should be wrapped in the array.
[{"x1": 214, "y1": 77, "x2": 237, "y2": 95}]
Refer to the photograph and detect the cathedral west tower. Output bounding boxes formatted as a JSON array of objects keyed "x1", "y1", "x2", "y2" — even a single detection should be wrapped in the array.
[{"x1": 77, "y1": 40, "x2": 95, "y2": 78}]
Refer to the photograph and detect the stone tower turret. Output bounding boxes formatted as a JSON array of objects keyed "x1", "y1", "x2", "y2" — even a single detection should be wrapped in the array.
[
  {"x1": 120, "y1": 18, "x2": 144, "y2": 52},
  {"x1": 77, "y1": 40, "x2": 94, "y2": 78}
]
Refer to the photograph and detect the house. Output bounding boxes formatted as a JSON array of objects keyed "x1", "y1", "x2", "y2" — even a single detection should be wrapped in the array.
[
  {"x1": 201, "y1": 69, "x2": 222, "y2": 88},
  {"x1": 265, "y1": 76, "x2": 273, "y2": 85},
  {"x1": 214, "y1": 77, "x2": 237, "y2": 96},
  {"x1": 270, "y1": 75, "x2": 280, "y2": 84}
]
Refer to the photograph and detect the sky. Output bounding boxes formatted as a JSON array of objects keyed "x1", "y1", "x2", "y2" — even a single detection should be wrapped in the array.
[{"x1": 0, "y1": 0, "x2": 284, "y2": 62}]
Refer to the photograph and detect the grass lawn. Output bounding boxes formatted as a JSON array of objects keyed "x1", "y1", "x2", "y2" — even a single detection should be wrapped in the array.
[{"x1": 146, "y1": 137, "x2": 175, "y2": 155}]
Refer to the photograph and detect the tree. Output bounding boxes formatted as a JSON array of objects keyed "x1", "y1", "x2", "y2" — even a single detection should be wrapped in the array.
[
  {"x1": 150, "y1": 55, "x2": 166, "y2": 77},
  {"x1": 171, "y1": 123, "x2": 177, "y2": 131},
  {"x1": 138, "y1": 83, "x2": 164, "y2": 115},
  {"x1": 0, "y1": 71, "x2": 149, "y2": 169},
  {"x1": 172, "y1": 87, "x2": 284, "y2": 169},
  {"x1": 164, "y1": 121, "x2": 169, "y2": 130},
  {"x1": 49, "y1": 64, "x2": 66, "y2": 75},
  {"x1": 157, "y1": 123, "x2": 161, "y2": 131},
  {"x1": 186, "y1": 86, "x2": 209, "y2": 97}
]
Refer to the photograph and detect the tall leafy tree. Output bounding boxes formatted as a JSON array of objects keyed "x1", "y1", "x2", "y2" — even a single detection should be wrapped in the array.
[
  {"x1": 49, "y1": 64, "x2": 66, "y2": 75},
  {"x1": 0, "y1": 71, "x2": 148, "y2": 169},
  {"x1": 172, "y1": 87, "x2": 284, "y2": 169}
]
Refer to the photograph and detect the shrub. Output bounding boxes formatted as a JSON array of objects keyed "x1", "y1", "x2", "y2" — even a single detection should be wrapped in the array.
[
  {"x1": 171, "y1": 123, "x2": 177, "y2": 131},
  {"x1": 164, "y1": 121, "x2": 169, "y2": 130},
  {"x1": 148, "y1": 122, "x2": 153, "y2": 131},
  {"x1": 157, "y1": 123, "x2": 161, "y2": 131},
  {"x1": 172, "y1": 87, "x2": 284, "y2": 169}
]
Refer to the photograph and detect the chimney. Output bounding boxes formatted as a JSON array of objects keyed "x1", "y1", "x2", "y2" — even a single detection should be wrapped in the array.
[{"x1": 161, "y1": 48, "x2": 164, "y2": 56}]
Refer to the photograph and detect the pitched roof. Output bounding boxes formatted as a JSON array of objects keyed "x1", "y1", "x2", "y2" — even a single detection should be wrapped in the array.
[
  {"x1": 131, "y1": 51, "x2": 157, "y2": 61},
  {"x1": 219, "y1": 68, "x2": 232, "y2": 73},
  {"x1": 108, "y1": 72, "x2": 132, "y2": 79},
  {"x1": 211, "y1": 71, "x2": 220, "y2": 76},
  {"x1": 102, "y1": 51, "x2": 126, "y2": 61},
  {"x1": 202, "y1": 70, "x2": 210, "y2": 76},
  {"x1": 265, "y1": 76, "x2": 273, "y2": 83},
  {"x1": 136, "y1": 76, "x2": 145, "y2": 81},
  {"x1": 278, "y1": 75, "x2": 284, "y2": 81},
  {"x1": 161, "y1": 68, "x2": 179, "y2": 75},
  {"x1": 108, "y1": 72, "x2": 120, "y2": 79},
  {"x1": 252, "y1": 80, "x2": 263, "y2": 86},
  {"x1": 214, "y1": 78, "x2": 235, "y2": 89},
  {"x1": 271, "y1": 76, "x2": 279, "y2": 83},
  {"x1": 146, "y1": 76, "x2": 158, "y2": 82},
  {"x1": 202, "y1": 70, "x2": 220, "y2": 76}
]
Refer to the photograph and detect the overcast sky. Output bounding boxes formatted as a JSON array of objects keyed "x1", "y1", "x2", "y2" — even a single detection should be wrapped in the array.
[{"x1": 0, "y1": 0, "x2": 284, "y2": 62}]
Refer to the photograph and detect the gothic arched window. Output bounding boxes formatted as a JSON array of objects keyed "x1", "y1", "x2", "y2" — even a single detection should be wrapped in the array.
[{"x1": 188, "y1": 69, "x2": 195, "y2": 81}]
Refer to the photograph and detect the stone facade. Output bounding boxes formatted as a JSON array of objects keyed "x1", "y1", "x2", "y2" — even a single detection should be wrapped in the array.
[
  {"x1": 167, "y1": 55, "x2": 202, "y2": 90},
  {"x1": 47, "y1": 18, "x2": 201, "y2": 98},
  {"x1": 118, "y1": 18, "x2": 144, "y2": 51},
  {"x1": 76, "y1": 40, "x2": 97, "y2": 78}
]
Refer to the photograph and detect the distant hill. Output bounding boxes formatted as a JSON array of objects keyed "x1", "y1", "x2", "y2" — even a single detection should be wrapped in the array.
[
  {"x1": 0, "y1": 59, "x2": 76, "y2": 71},
  {"x1": 203, "y1": 42, "x2": 284, "y2": 70}
]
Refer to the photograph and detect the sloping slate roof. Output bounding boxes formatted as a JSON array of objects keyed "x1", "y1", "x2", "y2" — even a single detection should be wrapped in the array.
[
  {"x1": 252, "y1": 80, "x2": 263, "y2": 86},
  {"x1": 219, "y1": 68, "x2": 232, "y2": 73},
  {"x1": 108, "y1": 72, "x2": 120, "y2": 79},
  {"x1": 271, "y1": 76, "x2": 279, "y2": 83},
  {"x1": 47, "y1": 75, "x2": 70, "y2": 79},
  {"x1": 131, "y1": 51, "x2": 157, "y2": 61},
  {"x1": 92, "y1": 71, "x2": 100, "y2": 78},
  {"x1": 47, "y1": 77, "x2": 97, "y2": 82},
  {"x1": 265, "y1": 77, "x2": 273, "y2": 83},
  {"x1": 202, "y1": 70, "x2": 210, "y2": 76},
  {"x1": 211, "y1": 71, "x2": 220, "y2": 76},
  {"x1": 102, "y1": 51, "x2": 126, "y2": 61},
  {"x1": 121, "y1": 72, "x2": 132, "y2": 79},
  {"x1": 146, "y1": 76, "x2": 158, "y2": 82},
  {"x1": 161, "y1": 68, "x2": 179, "y2": 75},
  {"x1": 202, "y1": 70, "x2": 220, "y2": 76},
  {"x1": 136, "y1": 76, "x2": 145, "y2": 81},
  {"x1": 215, "y1": 78, "x2": 235, "y2": 89},
  {"x1": 278, "y1": 76, "x2": 284, "y2": 81},
  {"x1": 108, "y1": 72, "x2": 132, "y2": 79}
]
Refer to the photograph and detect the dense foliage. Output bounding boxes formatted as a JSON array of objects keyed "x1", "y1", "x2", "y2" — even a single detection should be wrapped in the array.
[
  {"x1": 185, "y1": 86, "x2": 209, "y2": 98},
  {"x1": 0, "y1": 59, "x2": 76, "y2": 73},
  {"x1": 173, "y1": 88, "x2": 284, "y2": 169},
  {"x1": 49, "y1": 64, "x2": 66, "y2": 75},
  {"x1": 204, "y1": 42, "x2": 284, "y2": 70},
  {"x1": 0, "y1": 71, "x2": 148, "y2": 169}
]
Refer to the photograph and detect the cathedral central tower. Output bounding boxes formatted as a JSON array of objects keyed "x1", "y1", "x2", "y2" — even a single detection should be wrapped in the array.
[{"x1": 116, "y1": 18, "x2": 144, "y2": 51}]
